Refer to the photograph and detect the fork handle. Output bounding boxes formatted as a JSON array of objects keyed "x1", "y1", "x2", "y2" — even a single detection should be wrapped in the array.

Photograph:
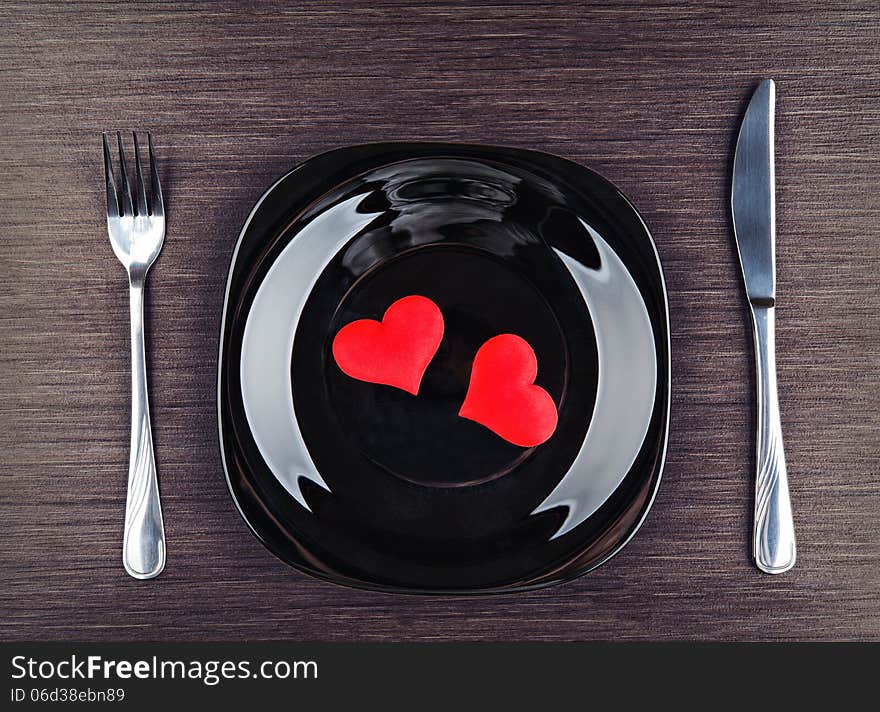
[
  {"x1": 750, "y1": 305, "x2": 796, "y2": 574},
  {"x1": 123, "y1": 280, "x2": 166, "y2": 579}
]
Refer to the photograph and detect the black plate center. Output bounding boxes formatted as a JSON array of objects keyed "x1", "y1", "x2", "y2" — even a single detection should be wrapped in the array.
[{"x1": 326, "y1": 245, "x2": 567, "y2": 488}]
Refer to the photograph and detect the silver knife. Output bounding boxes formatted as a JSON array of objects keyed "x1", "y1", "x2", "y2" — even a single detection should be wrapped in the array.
[{"x1": 731, "y1": 79, "x2": 796, "y2": 574}]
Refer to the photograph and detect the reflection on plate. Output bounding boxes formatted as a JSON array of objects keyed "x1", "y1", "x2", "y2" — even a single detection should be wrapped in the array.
[{"x1": 218, "y1": 143, "x2": 670, "y2": 593}]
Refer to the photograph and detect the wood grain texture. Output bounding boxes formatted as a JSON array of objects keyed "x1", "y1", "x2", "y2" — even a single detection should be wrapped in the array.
[{"x1": 1, "y1": 0, "x2": 878, "y2": 641}]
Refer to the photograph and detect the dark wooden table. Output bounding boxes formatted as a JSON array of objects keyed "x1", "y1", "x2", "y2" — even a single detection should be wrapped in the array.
[{"x1": 2, "y1": 1, "x2": 878, "y2": 642}]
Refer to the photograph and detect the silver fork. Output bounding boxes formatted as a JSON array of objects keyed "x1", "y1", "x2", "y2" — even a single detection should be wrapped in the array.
[{"x1": 103, "y1": 131, "x2": 166, "y2": 579}]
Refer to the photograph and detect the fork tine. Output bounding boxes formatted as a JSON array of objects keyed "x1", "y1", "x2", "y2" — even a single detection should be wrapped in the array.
[
  {"x1": 116, "y1": 131, "x2": 135, "y2": 217},
  {"x1": 102, "y1": 133, "x2": 119, "y2": 218},
  {"x1": 132, "y1": 132, "x2": 149, "y2": 216},
  {"x1": 147, "y1": 132, "x2": 164, "y2": 218}
]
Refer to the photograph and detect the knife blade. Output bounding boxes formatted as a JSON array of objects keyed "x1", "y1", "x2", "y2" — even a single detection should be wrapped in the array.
[
  {"x1": 732, "y1": 79, "x2": 776, "y2": 304},
  {"x1": 731, "y1": 79, "x2": 796, "y2": 574}
]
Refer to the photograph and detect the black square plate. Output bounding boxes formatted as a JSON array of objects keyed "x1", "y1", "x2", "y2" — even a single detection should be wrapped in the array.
[{"x1": 218, "y1": 143, "x2": 669, "y2": 594}]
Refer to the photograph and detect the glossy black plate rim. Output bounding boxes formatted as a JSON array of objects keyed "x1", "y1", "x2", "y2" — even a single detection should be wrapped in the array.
[{"x1": 217, "y1": 142, "x2": 671, "y2": 595}]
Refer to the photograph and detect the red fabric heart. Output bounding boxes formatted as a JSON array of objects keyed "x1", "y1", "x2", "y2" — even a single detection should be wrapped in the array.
[
  {"x1": 332, "y1": 295, "x2": 444, "y2": 395},
  {"x1": 459, "y1": 334, "x2": 558, "y2": 447}
]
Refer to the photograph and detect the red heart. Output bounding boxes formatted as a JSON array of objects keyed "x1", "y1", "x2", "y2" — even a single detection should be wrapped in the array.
[
  {"x1": 459, "y1": 334, "x2": 558, "y2": 447},
  {"x1": 332, "y1": 295, "x2": 444, "y2": 395}
]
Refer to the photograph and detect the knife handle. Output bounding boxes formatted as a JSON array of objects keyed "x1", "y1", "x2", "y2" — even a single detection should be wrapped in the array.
[{"x1": 750, "y1": 305, "x2": 796, "y2": 574}]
